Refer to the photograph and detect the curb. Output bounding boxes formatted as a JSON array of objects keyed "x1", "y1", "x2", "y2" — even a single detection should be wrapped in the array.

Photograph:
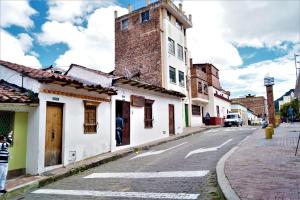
[
  {"x1": 216, "y1": 133, "x2": 252, "y2": 200},
  {"x1": 1, "y1": 126, "x2": 218, "y2": 200}
]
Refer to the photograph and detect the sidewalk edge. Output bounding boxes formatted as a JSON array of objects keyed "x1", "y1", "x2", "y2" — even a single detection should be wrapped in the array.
[
  {"x1": 1, "y1": 126, "x2": 218, "y2": 200},
  {"x1": 216, "y1": 134, "x2": 251, "y2": 200}
]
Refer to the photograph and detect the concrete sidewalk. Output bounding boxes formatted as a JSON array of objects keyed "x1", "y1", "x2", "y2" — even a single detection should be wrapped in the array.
[
  {"x1": 223, "y1": 123, "x2": 300, "y2": 200},
  {"x1": 1, "y1": 125, "x2": 217, "y2": 199}
]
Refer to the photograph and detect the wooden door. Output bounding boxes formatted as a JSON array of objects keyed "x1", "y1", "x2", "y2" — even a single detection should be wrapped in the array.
[
  {"x1": 45, "y1": 102, "x2": 63, "y2": 167},
  {"x1": 122, "y1": 101, "x2": 130, "y2": 145},
  {"x1": 169, "y1": 104, "x2": 175, "y2": 135}
]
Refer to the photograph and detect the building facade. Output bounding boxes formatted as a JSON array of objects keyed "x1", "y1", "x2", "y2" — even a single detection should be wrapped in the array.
[
  {"x1": 114, "y1": 0, "x2": 193, "y2": 128},
  {"x1": 190, "y1": 63, "x2": 231, "y2": 126},
  {"x1": 231, "y1": 94, "x2": 267, "y2": 119}
]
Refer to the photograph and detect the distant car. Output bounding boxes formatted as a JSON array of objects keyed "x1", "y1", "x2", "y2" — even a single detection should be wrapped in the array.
[
  {"x1": 261, "y1": 119, "x2": 268, "y2": 129},
  {"x1": 224, "y1": 113, "x2": 243, "y2": 127}
]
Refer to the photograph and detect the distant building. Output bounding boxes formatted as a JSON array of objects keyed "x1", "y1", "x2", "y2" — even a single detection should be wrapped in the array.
[
  {"x1": 276, "y1": 89, "x2": 295, "y2": 111},
  {"x1": 190, "y1": 63, "x2": 231, "y2": 126},
  {"x1": 231, "y1": 94, "x2": 267, "y2": 118},
  {"x1": 231, "y1": 102, "x2": 249, "y2": 125}
]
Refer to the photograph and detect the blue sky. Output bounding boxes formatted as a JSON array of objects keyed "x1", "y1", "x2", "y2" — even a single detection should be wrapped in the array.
[{"x1": 0, "y1": 0, "x2": 299, "y2": 99}]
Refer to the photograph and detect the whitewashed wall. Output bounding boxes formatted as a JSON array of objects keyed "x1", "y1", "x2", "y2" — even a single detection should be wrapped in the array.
[
  {"x1": 110, "y1": 86, "x2": 184, "y2": 152},
  {"x1": 207, "y1": 87, "x2": 231, "y2": 118}
]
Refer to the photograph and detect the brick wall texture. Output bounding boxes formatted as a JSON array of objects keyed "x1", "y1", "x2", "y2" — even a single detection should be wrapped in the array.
[
  {"x1": 266, "y1": 86, "x2": 275, "y2": 125},
  {"x1": 232, "y1": 96, "x2": 266, "y2": 118},
  {"x1": 115, "y1": 4, "x2": 163, "y2": 87},
  {"x1": 191, "y1": 64, "x2": 209, "y2": 99}
]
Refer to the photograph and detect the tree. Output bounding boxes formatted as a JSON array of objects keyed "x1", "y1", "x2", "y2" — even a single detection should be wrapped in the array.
[{"x1": 280, "y1": 99, "x2": 300, "y2": 120}]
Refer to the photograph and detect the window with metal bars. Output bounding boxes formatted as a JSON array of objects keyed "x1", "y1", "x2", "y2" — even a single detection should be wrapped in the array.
[
  {"x1": 84, "y1": 105, "x2": 97, "y2": 133},
  {"x1": 0, "y1": 111, "x2": 14, "y2": 144},
  {"x1": 144, "y1": 99, "x2": 154, "y2": 128}
]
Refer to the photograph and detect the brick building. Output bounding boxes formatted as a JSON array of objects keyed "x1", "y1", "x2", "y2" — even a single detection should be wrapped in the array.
[
  {"x1": 114, "y1": 0, "x2": 193, "y2": 127},
  {"x1": 231, "y1": 94, "x2": 267, "y2": 118},
  {"x1": 190, "y1": 63, "x2": 231, "y2": 126}
]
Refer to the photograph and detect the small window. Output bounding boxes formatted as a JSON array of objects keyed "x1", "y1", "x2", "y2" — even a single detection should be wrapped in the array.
[
  {"x1": 216, "y1": 106, "x2": 220, "y2": 116},
  {"x1": 169, "y1": 66, "x2": 176, "y2": 83},
  {"x1": 144, "y1": 99, "x2": 154, "y2": 128},
  {"x1": 167, "y1": 11, "x2": 172, "y2": 21},
  {"x1": 198, "y1": 82, "x2": 202, "y2": 93},
  {"x1": 204, "y1": 84, "x2": 208, "y2": 94},
  {"x1": 176, "y1": 19, "x2": 182, "y2": 30},
  {"x1": 177, "y1": 44, "x2": 183, "y2": 60},
  {"x1": 168, "y1": 37, "x2": 175, "y2": 55},
  {"x1": 0, "y1": 111, "x2": 14, "y2": 141},
  {"x1": 179, "y1": 71, "x2": 185, "y2": 87},
  {"x1": 192, "y1": 105, "x2": 201, "y2": 115},
  {"x1": 84, "y1": 102, "x2": 98, "y2": 133},
  {"x1": 121, "y1": 19, "x2": 128, "y2": 30},
  {"x1": 141, "y1": 10, "x2": 150, "y2": 23}
]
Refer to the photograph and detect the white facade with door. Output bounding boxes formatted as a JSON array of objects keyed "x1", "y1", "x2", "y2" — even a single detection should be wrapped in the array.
[{"x1": 0, "y1": 64, "x2": 112, "y2": 175}]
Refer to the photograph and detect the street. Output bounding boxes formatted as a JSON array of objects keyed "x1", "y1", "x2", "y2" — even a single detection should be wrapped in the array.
[{"x1": 14, "y1": 127, "x2": 257, "y2": 200}]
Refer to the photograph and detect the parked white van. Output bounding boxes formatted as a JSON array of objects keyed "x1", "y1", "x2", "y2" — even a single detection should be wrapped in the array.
[{"x1": 224, "y1": 113, "x2": 243, "y2": 127}]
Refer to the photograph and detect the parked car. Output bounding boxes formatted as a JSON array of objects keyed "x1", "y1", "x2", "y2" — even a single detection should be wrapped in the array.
[{"x1": 224, "y1": 113, "x2": 243, "y2": 127}]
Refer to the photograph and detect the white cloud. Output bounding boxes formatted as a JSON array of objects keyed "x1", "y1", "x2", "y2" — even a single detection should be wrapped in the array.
[
  {"x1": 221, "y1": 53, "x2": 297, "y2": 99},
  {"x1": 47, "y1": 0, "x2": 116, "y2": 24},
  {"x1": 182, "y1": 1, "x2": 243, "y2": 67},
  {"x1": 0, "y1": 29, "x2": 41, "y2": 68},
  {"x1": 220, "y1": 1, "x2": 300, "y2": 48},
  {"x1": 0, "y1": 0, "x2": 37, "y2": 28},
  {"x1": 18, "y1": 33, "x2": 33, "y2": 52},
  {"x1": 38, "y1": 5, "x2": 127, "y2": 71}
]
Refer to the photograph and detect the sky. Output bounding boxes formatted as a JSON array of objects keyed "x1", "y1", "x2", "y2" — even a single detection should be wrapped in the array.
[{"x1": 0, "y1": 0, "x2": 299, "y2": 99}]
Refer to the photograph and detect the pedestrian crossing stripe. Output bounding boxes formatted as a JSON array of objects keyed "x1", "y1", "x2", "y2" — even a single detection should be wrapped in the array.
[
  {"x1": 84, "y1": 170, "x2": 209, "y2": 179},
  {"x1": 32, "y1": 189, "x2": 200, "y2": 199}
]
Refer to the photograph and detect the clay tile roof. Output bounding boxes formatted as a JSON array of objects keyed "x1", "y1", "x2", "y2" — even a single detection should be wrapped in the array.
[
  {"x1": 0, "y1": 60, "x2": 117, "y2": 96},
  {"x1": 0, "y1": 80, "x2": 39, "y2": 103}
]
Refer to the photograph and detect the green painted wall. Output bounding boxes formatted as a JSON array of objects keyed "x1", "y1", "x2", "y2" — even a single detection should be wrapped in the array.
[{"x1": 8, "y1": 112, "x2": 28, "y2": 171}]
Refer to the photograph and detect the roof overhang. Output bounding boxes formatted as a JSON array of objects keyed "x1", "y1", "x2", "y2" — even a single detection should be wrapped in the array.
[
  {"x1": 112, "y1": 77, "x2": 186, "y2": 98},
  {"x1": 191, "y1": 97, "x2": 209, "y2": 104}
]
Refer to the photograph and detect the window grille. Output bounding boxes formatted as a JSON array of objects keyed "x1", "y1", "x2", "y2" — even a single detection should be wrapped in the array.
[{"x1": 0, "y1": 111, "x2": 14, "y2": 137}]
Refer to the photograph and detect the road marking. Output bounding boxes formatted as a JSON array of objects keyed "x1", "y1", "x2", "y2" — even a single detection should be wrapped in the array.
[
  {"x1": 32, "y1": 189, "x2": 200, "y2": 199},
  {"x1": 84, "y1": 170, "x2": 209, "y2": 179},
  {"x1": 185, "y1": 139, "x2": 232, "y2": 159},
  {"x1": 130, "y1": 142, "x2": 188, "y2": 160}
]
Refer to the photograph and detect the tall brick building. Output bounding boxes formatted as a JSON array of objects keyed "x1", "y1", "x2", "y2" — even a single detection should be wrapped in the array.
[
  {"x1": 114, "y1": 0, "x2": 192, "y2": 95},
  {"x1": 190, "y1": 63, "x2": 231, "y2": 126},
  {"x1": 231, "y1": 95, "x2": 267, "y2": 118}
]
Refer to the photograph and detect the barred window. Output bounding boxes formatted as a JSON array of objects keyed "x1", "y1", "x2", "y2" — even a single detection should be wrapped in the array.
[
  {"x1": 179, "y1": 71, "x2": 185, "y2": 86},
  {"x1": 144, "y1": 99, "x2": 154, "y2": 128},
  {"x1": 198, "y1": 82, "x2": 202, "y2": 93},
  {"x1": 168, "y1": 37, "x2": 175, "y2": 55},
  {"x1": 169, "y1": 66, "x2": 176, "y2": 83},
  {"x1": 121, "y1": 19, "x2": 128, "y2": 30},
  {"x1": 192, "y1": 105, "x2": 201, "y2": 115},
  {"x1": 204, "y1": 84, "x2": 208, "y2": 94},
  {"x1": 177, "y1": 44, "x2": 183, "y2": 60},
  {"x1": 141, "y1": 10, "x2": 150, "y2": 23},
  {"x1": 0, "y1": 111, "x2": 14, "y2": 145},
  {"x1": 84, "y1": 101, "x2": 99, "y2": 133}
]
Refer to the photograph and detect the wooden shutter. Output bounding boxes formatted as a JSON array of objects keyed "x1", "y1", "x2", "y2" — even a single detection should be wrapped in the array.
[
  {"x1": 83, "y1": 101, "x2": 99, "y2": 133},
  {"x1": 144, "y1": 99, "x2": 154, "y2": 128}
]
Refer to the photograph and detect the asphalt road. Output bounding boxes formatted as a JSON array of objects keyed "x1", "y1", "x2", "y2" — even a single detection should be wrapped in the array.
[{"x1": 13, "y1": 126, "x2": 257, "y2": 200}]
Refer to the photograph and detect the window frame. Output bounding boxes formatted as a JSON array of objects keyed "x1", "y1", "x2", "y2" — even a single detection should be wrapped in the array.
[
  {"x1": 177, "y1": 44, "x2": 183, "y2": 60},
  {"x1": 203, "y1": 83, "x2": 208, "y2": 94},
  {"x1": 192, "y1": 105, "x2": 201, "y2": 116},
  {"x1": 144, "y1": 99, "x2": 154, "y2": 128},
  {"x1": 176, "y1": 19, "x2": 183, "y2": 30},
  {"x1": 83, "y1": 101, "x2": 98, "y2": 134},
  {"x1": 168, "y1": 37, "x2": 175, "y2": 55},
  {"x1": 121, "y1": 18, "x2": 128, "y2": 30},
  {"x1": 179, "y1": 70, "x2": 185, "y2": 87},
  {"x1": 169, "y1": 66, "x2": 176, "y2": 84},
  {"x1": 0, "y1": 111, "x2": 15, "y2": 145},
  {"x1": 167, "y1": 11, "x2": 172, "y2": 21},
  {"x1": 198, "y1": 82, "x2": 203, "y2": 93},
  {"x1": 141, "y1": 10, "x2": 150, "y2": 23}
]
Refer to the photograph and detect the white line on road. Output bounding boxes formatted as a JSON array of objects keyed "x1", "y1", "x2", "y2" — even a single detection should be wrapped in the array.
[
  {"x1": 32, "y1": 189, "x2": 200, "y2": 199},
  {"x1": 130, "y1": 142, "x2": 188, "y2": 160},
  {"x1": 185, "y1": 139, "x2": 233, "y2": 159},
  {"x1": 84, "y1": 170, "x2": 209, "y2": 179}
]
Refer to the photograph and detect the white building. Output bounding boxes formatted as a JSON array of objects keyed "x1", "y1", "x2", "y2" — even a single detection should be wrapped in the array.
[
  {"x1": 231, "y1": 102, "x2": 249, "y2": 125},
  {"x1": 278, "y1": 90, "x2": 295, "y2": 110},
  {"x1": 0, "y1": 60, "x2": 116, "y2": 175},
  {"x1": 66, "y1": 64, "x2": 185, "y2": 152}
]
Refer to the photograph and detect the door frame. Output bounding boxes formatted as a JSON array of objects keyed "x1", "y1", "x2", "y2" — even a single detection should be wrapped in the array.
[
  {"x1": 169, "y1": 104, "x2": 175, "y2": 135},
  {"x1": 44, "y1": 102, "x2": 64, "y2": 167},
  {"x1": 185, "y1": 104, "x2": 189, "y2": 127},
  {"x1": 115, "y1": 100, "x2": 131, "y2": 146}
]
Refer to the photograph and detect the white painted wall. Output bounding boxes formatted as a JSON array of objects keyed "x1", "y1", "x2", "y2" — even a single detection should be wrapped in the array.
[
  {"x1": 207, "y1": 87, "x2": 231, "y2": 118},
  {"x1": 110, "y1": 86, "x2": 183, "y2": 152},
  {"x1": 161, "y1": 10, "x2": 188, "y2": 95}
]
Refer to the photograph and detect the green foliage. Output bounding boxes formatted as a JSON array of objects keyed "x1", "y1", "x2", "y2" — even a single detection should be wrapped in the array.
[{"x1": 280, "y1": 99, "x2": 300, "y2": 119}]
